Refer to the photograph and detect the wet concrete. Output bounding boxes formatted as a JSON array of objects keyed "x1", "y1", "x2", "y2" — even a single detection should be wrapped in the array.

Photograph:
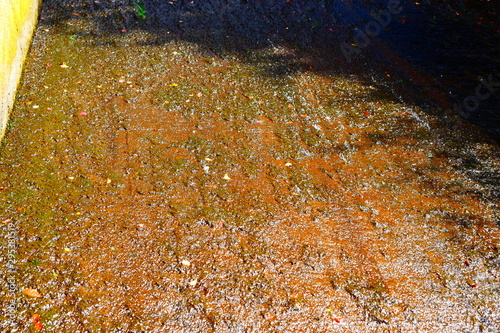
[{"x1": 1, "y1": 0, "x2": 499, "y2": 332}]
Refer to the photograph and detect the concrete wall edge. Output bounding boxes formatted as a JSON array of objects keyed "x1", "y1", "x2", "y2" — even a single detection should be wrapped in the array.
[{"x1": 0, "y1": 0, "x2": 42, "y2": 143}]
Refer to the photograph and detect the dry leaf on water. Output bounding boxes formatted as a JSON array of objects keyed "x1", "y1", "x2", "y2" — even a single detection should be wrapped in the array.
[
  {"x1": 32, "y1": 314, "x2": 43, "y2": 331},
  {"x1": 23, "y1": 288, "x2": 41, "y2": 298}
]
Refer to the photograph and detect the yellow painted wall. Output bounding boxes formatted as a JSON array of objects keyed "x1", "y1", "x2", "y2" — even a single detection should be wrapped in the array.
[{"x1": 0, "y1": 0, "x2": 41, "y2": 142}]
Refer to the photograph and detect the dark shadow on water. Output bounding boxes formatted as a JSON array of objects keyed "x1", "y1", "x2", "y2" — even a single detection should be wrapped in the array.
[{"x1": 39, "y1": 0, "x2": 499, "y2": 141}]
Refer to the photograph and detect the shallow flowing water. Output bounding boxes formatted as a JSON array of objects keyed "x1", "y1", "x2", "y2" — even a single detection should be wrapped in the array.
[{"x1": 1, "y1": 0, "x2": 499, "y2": 332}]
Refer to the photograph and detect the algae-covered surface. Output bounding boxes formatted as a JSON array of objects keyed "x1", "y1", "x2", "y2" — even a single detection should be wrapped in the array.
[{"x1": 1, "y1": 0, "x2": 499, "y2": 332}]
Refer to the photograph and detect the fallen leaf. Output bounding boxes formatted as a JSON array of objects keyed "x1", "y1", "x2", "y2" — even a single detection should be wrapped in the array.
[
  {"x1": 216, "y1": 220, "x2": 224, "y2": 229},
  {"x1": 181, "y1": 260, "x2": 191, "y2": 266},
  {"x1": 34, "y1": 321, "x2": 43, "y2": 331},
  {"x1": 23, "y1": 288, "x2": 41, "y2": 298},
  {"x1": 223, "y1": 174, "x2": 231, "y2": 180},
  {"x1": 31, "y1": 314, "x2": 41, "y2": 322},
  {"x1": 189, "y1": 279, "x2": 198, "y2": 286},
  {"x1": 2, "y1": 218, "x2": 12, "y2": 224},
  {"x1": 169, "y1": 83, "x2": 178, "y2": 87},
  {"x1": 60, "y1": 63, "x2": 69, "y2": 68},
  {"x1": 466, "y1": 278, "x2": 478, "y2": 288}
]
